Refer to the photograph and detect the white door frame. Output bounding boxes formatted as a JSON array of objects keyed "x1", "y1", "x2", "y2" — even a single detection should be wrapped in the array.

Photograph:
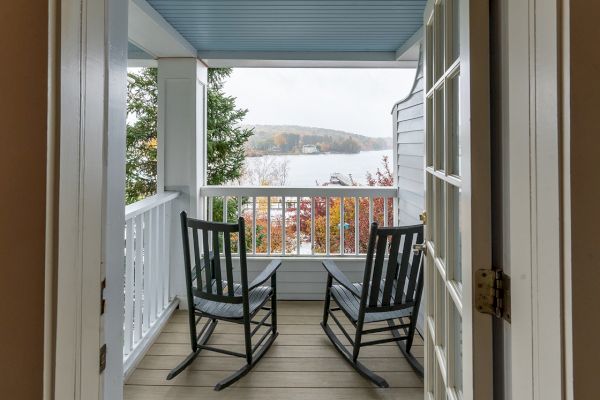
[{"x1": 54, "y1": 0, "x2": 128, "y2": 399}]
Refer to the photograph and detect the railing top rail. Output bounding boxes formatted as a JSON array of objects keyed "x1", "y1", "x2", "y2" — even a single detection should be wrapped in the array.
[
  {"x1": 125, "y1": 191, "x2": 180, "y2": 220},
  {"x1": 200, "y1": 186, "x2": 398, "y2": 198}
]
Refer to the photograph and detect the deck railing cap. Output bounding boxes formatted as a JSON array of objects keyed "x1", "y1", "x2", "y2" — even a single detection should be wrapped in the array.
[{"x1": 125, "y1": 191, "x2": 180, "y2": 220}]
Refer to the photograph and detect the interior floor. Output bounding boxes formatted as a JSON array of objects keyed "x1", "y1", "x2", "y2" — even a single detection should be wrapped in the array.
[{"x1": 124, "y1": 301, "x2": 424, "y2": 399}]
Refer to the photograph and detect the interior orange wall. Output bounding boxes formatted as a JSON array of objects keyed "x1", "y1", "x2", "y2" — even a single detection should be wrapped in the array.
[
  {"x1": 569, "y1": 1, "x2": 600, "y2": 398},
  {"x1": 0, "y1": 2, "x2": 48, "y2": 399}
]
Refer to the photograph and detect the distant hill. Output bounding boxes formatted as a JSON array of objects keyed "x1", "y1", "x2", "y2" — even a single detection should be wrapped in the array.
[{"x1": 244, "y1": 124, "x2": 392, "y2": 156}]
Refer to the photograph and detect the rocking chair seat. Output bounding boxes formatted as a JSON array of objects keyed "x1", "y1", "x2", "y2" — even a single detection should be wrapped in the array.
[
  {"x1": 331, "y1": 282, "x2": 412, "y2": 323},
  {"x1": 194, "y1": 279, "x2": 272, "y2": 319}
]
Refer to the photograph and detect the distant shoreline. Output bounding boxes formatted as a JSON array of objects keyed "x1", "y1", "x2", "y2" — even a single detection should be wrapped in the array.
[{"x1": 245, "y1": 148, "x2": 392, "y2": 158}]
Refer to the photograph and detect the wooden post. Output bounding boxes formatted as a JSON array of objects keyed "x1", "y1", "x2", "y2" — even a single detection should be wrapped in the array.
[{"x1": 157, "y1": 58, "x2": 208, "y2": 307}]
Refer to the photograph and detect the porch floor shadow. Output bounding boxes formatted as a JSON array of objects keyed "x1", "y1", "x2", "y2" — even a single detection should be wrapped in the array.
[{"x1": 124, "y1": 301, "x2": 424, "y2": 400}]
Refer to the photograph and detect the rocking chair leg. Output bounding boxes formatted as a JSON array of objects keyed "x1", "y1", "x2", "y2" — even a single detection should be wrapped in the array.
[
  {"x1": 322, "y1": 274, "x2": 333, "y2": 325},
  {"x1": 214, "y1": 329, "x2": 279, "y2": 391},
  {"x1": 387, "y1": 320, "x2": 424, "y2": 378},
  {"x1": 166, "y1": 348, "x2": 201, "y2": 380},
  {"x1": 321, "y1": 322, "x2": 389, "y2": 388},
  {"x1": 167, "y1": 318, "x2": 218, "y2": 380}
]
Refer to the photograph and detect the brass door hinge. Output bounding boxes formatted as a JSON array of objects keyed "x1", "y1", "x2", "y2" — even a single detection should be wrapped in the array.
[
  {"x1": 419, "y1": 211, "x2": 428, "y2": 225},
  {"x1": 99, "y1": 344, "x2": 107, "y2": 373},
  {"x1": 475, "y1": 269, "x2": 511, "y2": 323}
]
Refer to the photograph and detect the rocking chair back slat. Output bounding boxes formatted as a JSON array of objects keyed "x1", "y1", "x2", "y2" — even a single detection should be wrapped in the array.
[
  {"x1": 212, "y1": 231, "x2": 223, "y2": 295},
  {"x1": 395, "y1": 233, "x2": 413, "y2": 304},
  {"x1": 381, "y1": 231, "x2": 402, "y2": 306},
  {"x1": 192, "y1": 229, "x2": 203, "y2": 291},
  {"x1": 405, "y1": 229, "x2": 424, "y2": 303},
  {"x1": 202, "y1": 228, "x2": 212, "y2": 294},
  {"x1": 368, "y1": 232, "x2": 388, "y2": 308},
  {"x1": 223, "y1": 234, "x2": 235, "y2": 296},
  {"x1": 181, "y1": 213, "x2": 196, "y2": 340}
]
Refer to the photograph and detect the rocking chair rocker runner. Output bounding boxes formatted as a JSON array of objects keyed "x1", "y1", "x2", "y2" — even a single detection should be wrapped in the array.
[
  {"x1": 321, "y1": 222, "x2": 425, "y2": 388},
  {"x1": 167, "y1": 211, "x2": 282, "y2": 390}
]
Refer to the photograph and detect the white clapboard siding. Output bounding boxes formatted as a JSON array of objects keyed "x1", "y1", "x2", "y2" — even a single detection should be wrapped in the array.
[
  {"x1": 393, "y1": 45, "x2": 425, "y2": 227},
  {"x1": 392, "y1": 45, "x2": 425, "y2": 334}
]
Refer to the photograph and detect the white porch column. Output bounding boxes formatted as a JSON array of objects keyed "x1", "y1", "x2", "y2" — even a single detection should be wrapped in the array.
[{"x1": 157, "y1": 58, "x2": 207, "y2": 308}]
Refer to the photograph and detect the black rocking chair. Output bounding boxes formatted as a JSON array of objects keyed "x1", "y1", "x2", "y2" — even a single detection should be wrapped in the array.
[
  {"x1": 167, "y1": 211, "x2": 282, "y2": 390},
  {"x1": 321, "y1": 222, "x2": 425, "y2": 388}
]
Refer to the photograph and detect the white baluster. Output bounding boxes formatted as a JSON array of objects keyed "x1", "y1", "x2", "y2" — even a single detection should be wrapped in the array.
[
  {"x1": 340, "y1": 196, "x2": 344, "y2": 255},
  {"x1": 310, "y1": 197, "x2": 315, "y2": 256},
  {"x1": 326, "y1": 196, "x2": 330, "y2": 256},
  {"x1": 355, "y1": 197, "x2": 359, "y2": 255},
  {"x1": 142, "y1": 211, "x2": 151, "y2": 332},
  {"x1": 134, "y1": 214, "x2": 143, "y2": 343},
  {"x1": 124, "y1": 220, "x2": 134, "y2": 355}
]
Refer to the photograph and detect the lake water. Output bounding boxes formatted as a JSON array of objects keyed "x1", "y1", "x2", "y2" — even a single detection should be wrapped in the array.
[{"x1": 246, "y1": 149, "x2": 393, "y2": 186}]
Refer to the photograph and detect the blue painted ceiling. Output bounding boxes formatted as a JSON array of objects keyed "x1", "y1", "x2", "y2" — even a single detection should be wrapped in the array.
[{"x1": 145, "y1": 0, "x2": 426, "y2": 53}]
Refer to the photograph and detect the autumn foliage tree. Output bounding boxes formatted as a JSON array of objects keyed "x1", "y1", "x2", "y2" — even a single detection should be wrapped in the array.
[{"x1": 235, "y1": 156, "x2": 394, "y2": 254}]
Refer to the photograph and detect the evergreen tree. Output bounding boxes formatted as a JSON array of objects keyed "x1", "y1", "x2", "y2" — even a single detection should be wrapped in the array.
[
  {"x1": 126, "y1": 68, "x2": 158, "y2": 204},
  {"x1": 207, "y1": 68, "x2": 254, "y2": 185},
  {"x1": 125, "y1": 67, "x2": 252, "y2": 204}
]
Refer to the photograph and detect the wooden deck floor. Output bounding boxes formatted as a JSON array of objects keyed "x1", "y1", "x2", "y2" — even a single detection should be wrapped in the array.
[{"x1": 124, "y1": 301, "x2": 424, "y2": 400}]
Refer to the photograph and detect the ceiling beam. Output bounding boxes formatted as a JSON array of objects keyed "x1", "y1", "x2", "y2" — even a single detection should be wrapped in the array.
[
  {"x1": 198, "y1": 51, "x2": 418, "y2": 68},
  {"x1": 128, "y1": 0, "x2": 196, "y2": 59}
]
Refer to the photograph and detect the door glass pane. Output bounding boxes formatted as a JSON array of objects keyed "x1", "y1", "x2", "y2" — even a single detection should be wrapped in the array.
[
  {"x1": 449, "y1": 74, "x2": 461, "y2": 176},
  {"x1": 426, "y1": 96, "x2": 434, "y2": 167},
  {"x1": 426, "y1": 252, "x2": 435, "y2": 320},
  {"x1": 435, "y1": 357, "x2": 447, "y2": 400},
  {"x1": 449, "y1": 185, "x2": 462, "y2": 285},
  {"x1": 435, "y1": 269, "x2": 446, "y2": 354},
  {"x1": 426, "y1": 22, "x2": 434, "y2": 91},
  {"x1": 426, "y1": 174, "x2": 434, "y2": 241},
  {"x1": 451, "y1": 301, "x2": 463, "y2": 396},
  {"x1": 427, "y1": 327, "x2": 436, "y2": 394},
  {"x1": 434, "y1": 86, "x2": 445, "y2": 171},
  {"x1": 434, "y1": 1, "x2": 445, "y2": 80},
  {"x1": 451, "y1": 0, "x2": 460, "y2": 63},
  {"x1": 435, "y1": 179, "x2": 446, "y2": 261}
]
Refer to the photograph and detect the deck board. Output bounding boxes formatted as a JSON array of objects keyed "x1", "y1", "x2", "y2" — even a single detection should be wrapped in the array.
[{"x1": 124, "y1": 301, "x2": 424, "y2": 400}]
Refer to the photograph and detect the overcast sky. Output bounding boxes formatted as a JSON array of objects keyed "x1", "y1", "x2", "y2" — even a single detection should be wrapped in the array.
[{"x1": 222, "y1": 68, "x2": 416, "y2": 138}]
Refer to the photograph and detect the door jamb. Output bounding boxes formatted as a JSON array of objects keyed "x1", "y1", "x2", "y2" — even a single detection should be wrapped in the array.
[{"x1": 501, "y1": 0, "x2": 565, "y2": 398}]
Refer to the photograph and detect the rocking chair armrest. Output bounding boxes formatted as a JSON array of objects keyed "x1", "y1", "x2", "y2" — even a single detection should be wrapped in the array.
[
  {"x1": 249, "y1": 259, "x2": 282, "y2": 291},
  {"x1": 322, "y1": 259, "x2": 361, "y2": 298}
]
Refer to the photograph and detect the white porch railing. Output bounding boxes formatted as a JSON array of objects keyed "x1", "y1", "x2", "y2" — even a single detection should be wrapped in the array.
[
  {"x1": 200, "y1": 186, "x2": 398, "y2": 257},
  {"x1": 122, "y1": 191, "x2": 179, "y2": 375}
]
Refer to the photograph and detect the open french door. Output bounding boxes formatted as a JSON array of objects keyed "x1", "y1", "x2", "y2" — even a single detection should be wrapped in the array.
[{"x1": 423, "y1": 0, "x2": 492, "y2": 399}]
